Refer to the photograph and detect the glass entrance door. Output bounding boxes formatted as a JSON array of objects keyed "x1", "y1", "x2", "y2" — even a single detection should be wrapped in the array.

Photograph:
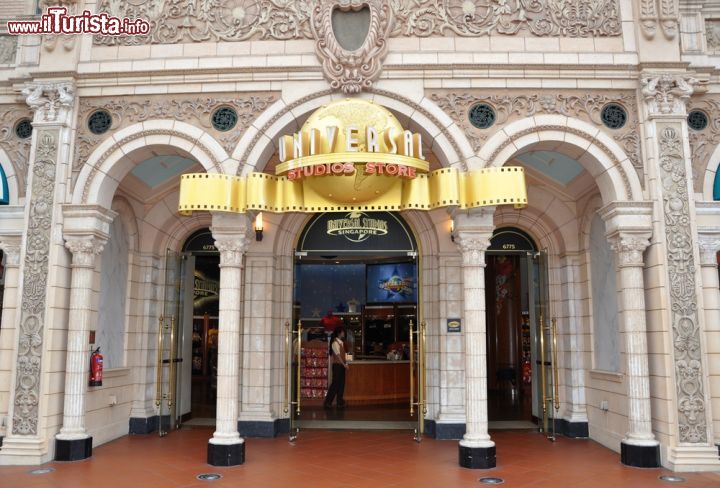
[
  {"x1": 410, "y1": 319, "x2": 426, "y2": 442},
  {"x1": 156, "y1": 249, "x2": 184, "y2": 436},
  {"x1": 527, "y1": 251, "x2": 558, "y2": 439}
]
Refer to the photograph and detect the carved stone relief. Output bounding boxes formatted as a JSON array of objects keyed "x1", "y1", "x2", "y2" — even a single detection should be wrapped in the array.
[
  {"x1": 686, "y1": 95, "x2": 720, "y2": 192},
  {"x1": 429, "y1": 90, "x2": 643, "y2": 183},
  {"x1": 22, "y1": 82, "x2": 75, "y2": 123},
  {"x1": 641, "y1": 73, "x2": 697, "y2": 117},
  {"x1": 0, "y1": 35, "x2": 18, "y2": 65},
  {"x1": 94, "y1": 0, "x2": 622, "y2": 46},
  {"x1": 639, "y1": 0, "x2": 679, "y2": 39},
  {"x1": 311, "y1": 0, "x2": 391, "y2": 94},
  {"x1": 74, "y1": 92, "x2": 279, "y2": 174},
  {"x1": 11, "y1": 130, "x2": 58, "y2": 436},
  {"x1": 0, "y1": 105, "x2": 33, "y2": 196},
  {"x1": 657, "y1": 124, "x2": 707, "y2": 444},
  {"x1": 706, "y1": 19, "x2": 720, "y2": 51}
]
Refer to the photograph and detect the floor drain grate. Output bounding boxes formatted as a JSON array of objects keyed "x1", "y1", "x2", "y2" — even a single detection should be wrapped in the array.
[
  {"x1": 29, "y1": 467, "x2": 55, "y2": 475},
  {"x1": 659, "y1": 475, "x2": 686, "y2": 483},
  {"x1": 479, "y1": 477, "x2": 504, "y2": 485},
  {"x1": 197, "y1": 473, "x2": 223, "y2": 481}
]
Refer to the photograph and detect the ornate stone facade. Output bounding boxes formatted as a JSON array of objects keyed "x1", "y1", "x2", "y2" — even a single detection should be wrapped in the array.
[
  {"x1": 686, "y1": 95, "x2": 720, "y2": 191},
  {"x1": 0, "y1": 105, "x2": 33, "y2": 195},
  {"x1": 22, "y1": 83, "x2": 75, "y2": 123},
  {"x1": 94, "y1": 0, "x2": 622, "y2": 46},
  {"x1": 429, "y1": 90, "x2": 643, "y2": 175},
  {"x1": 705, "y1": 19, "x2": 720, "y2": 51},
  {"x1": 74, "y1": 92, "x2": 279, "y2": 173},
  {"x1": 11, "y1": 130, "x2": 58, "y2": 435},
  {"x1": 640, "y1": 73, "x2": 697, "y2": 116},
  {"x1": 0, "y1": 35, "x2": 18, "y2": 65},
  {"x1": 657, "y1": 124, "x2": 707, "y2": 444}
]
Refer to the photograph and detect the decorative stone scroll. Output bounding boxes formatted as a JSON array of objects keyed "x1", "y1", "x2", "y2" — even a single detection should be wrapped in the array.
[
  {"x1": 657, "y1": 124, "x2": 708, "y2": 444},
  {"x1": 639, "y1": 0, "x2": 679, "y2": 40},
  {"x1": 21, "y1": 82, "x2": 75, "y2": 123},
  {"x1": 74, "y1": 92, "x2": 279, "y2": 172},
  {"x1": 429, "y1": 90, "x2": 643, "y2": 173},
  {"x1": 94, "y1": 0, "x2": 622, "y2": 46},
  {"x1": 641, "y1": 74, "x2": 697, "y2": 117},
  {"x1": 11, "y1": 130, "x2": 58, "y2": 436}
]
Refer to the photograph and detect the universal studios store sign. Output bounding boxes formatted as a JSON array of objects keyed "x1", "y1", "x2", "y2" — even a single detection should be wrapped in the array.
[{"x1": 178, "y1": 99, "x2": 527, "y2": 216}]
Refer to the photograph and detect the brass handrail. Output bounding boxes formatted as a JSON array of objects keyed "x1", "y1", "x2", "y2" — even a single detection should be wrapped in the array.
[
  {"x1": 284, "y1": 321, "x2": 290, "y2": 415},
  {"x1": 168, "y1": 316, "x2": 176, "y2": 408},
  {"x1": 155, "y1": 315, "x2": 164, "y2": 407},
  {"x1": 421, "y1": 321, "x2": 427, "y2": 416},
  {"x1": 539, "y1": 312, "x2": 548, "y2": 433},
  {"x1": 296, "y1": 320, "x2": 302, "y2": 416},
  {"x1": 551, "y1": 317, "x2": 560, "y2": 412},
  {"x1": 409, "y1": 319, "x2": 415, "y2": 416}
]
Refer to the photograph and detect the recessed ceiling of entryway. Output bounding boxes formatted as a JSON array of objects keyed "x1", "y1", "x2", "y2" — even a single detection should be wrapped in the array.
[
  {"x1": 130, "y1": 155, "x2": 197, "y2": 188},
  {"x1": 515, "y1": 150, "x2": 584, "y2": 186}
]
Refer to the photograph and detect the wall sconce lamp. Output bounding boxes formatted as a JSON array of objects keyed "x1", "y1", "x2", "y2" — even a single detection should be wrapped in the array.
[
  {"x1": 450, "y1": 219, "x2": 455, "y2": 243},
  {"x1": 255, "y1": 212, "x2": 264, "y2": 241}
]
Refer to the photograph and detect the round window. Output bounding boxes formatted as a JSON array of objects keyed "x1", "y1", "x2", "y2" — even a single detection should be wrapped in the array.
[
  {"x1": 14, "y1": 118, "x2": 33, "y2": 139},
  {"x1": 600, "y1": 103, "x2": 627, "y2": 130},
  {"x1": 468, "y1": 103, "x2": 496, "y2": 130},
  {"x1": 87, "y1": 110, "x2": 113, "y2": 135},
  {"x1": 687, "y1": 110, "x2": 708, "y2": 131},
  {"x1": 211, "y1": 107, "x2": 238, "y2": 132}
]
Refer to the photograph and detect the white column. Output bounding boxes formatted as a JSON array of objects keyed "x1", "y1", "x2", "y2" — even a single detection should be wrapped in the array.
[
  {"x1": 698, "y1": 234, "x2": 720, "y2": 447},
  {"x1": 55, "y1": 236, "x2": 107, "y2": 441},
  {"x1": 453, "y1": 208, "x2": 495, "y2": 469},
  {"x1": 608, "y1": 233, "x2": 659, "y2": 449},
  {"x1": 208, "y1": 213, "x2": 251, "y2": 465}
]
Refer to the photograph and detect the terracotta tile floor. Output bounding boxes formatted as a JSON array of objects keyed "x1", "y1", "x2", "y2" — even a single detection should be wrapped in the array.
[{"x1": 1, "y1": 428, "x2": 719, "y2": 487}]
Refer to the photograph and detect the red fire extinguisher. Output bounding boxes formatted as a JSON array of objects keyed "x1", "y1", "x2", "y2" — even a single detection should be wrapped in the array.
[{"x1": 89, "y1": 347, "x2": 103, "y2": 387}]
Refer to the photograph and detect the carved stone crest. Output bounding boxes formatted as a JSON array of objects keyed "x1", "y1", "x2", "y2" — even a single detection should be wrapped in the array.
[{"x1": 311, "y1": 1, "x2": 392, "y2": 94}]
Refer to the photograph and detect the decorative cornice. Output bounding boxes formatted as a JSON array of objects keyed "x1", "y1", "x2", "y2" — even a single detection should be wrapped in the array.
[
  {"x1": 22, "y1": 82, "x2": 75, "y2": 123},
  {"x1": 641, "y1": 73, "x2": 697, "y2": 117}
]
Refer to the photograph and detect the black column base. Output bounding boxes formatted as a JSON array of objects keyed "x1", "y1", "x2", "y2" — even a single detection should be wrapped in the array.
[
  {"x1": 55, "y1": 436, "x2": 92, "y2": 461},
  {"x1": 459, "y1": 444, "x2": 496, "y2": 469},
  {"x1": 621, "y1": 442, "x2": 660, "y2": 468},
  {"x1": 207, "y1": 441, "x2": 245, "y2": 466}
]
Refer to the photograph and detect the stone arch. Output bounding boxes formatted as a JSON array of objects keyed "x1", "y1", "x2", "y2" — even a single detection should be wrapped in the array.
[
  {"x1": 701, "y1": 144, "x2": 720, "y2": 201},
  {"x1": 154, "y1": 211, "x2": 213, "y2": 257},
  {"x1": 234, "y1": 88, "x2": 476, "y2": 176},
  {"x1": 477, "y1": 115, "x2": 643, "y2": 204},
  {"x1": 0, "y1": 149, "x2": 20, "y2": 205},
  {"x1": 72, "y1": 120, "x2": 229, "y2": 208}
]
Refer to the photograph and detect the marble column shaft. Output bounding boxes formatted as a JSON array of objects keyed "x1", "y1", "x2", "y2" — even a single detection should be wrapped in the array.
[
  {"x1": 210, "y1": 235, "x2": 249, "y2": 445},
  {"x1": 57, "y1": 237, "x2": 106, "y2": 440},
  {"x1": 610, "y1": 235, "x2": 657, "y2": 445},
  {"x1": 456, "y1": 233, "x2": 494, "y2": 448}
]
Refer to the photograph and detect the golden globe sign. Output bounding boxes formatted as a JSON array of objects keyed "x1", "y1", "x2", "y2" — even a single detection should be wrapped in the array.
[{"x1": 178, "y1": 98, "x2": 527, "y2": 215}]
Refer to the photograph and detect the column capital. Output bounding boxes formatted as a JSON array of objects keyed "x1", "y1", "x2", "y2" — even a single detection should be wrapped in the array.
[
  {"x1": 454, "y1": 233, "x2": 491, "y2": 266},
  {"x1": 608, "y1": 233, "x2": 651, "y2": 267},
  {"x1": 64, "y1": 235, "x2": 108, "y2": 267},
  {"x1": 21, "y1": 80, "x2": 75, "y2": 125},
  {"x1": 0, "y1": 235, "x2": 23, "y2": 266},
  {"x1": 698, "y1": 234, "x2": 720, "y2": 265},
  {"x1": 640, "y1": 73, "x2": 698, "y2": 117},
  {"x1": 211, "y1": 212, "x2": 253, "y2": 267}
]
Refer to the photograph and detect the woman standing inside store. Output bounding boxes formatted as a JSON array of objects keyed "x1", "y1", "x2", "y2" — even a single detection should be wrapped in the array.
[{"x1": 324, "y1": 326, "x2": 349, "y2": 409}]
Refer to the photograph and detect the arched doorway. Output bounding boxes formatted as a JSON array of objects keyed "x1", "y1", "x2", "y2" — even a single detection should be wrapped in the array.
[
  {"x1": 290, "y1": 211, "x2": 423, "y2": 434},
  {"x1": 485, "y1": 227, "x2": 553, "y2": 433}
]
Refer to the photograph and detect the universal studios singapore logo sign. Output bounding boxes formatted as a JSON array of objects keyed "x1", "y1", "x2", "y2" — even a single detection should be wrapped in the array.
[
  {"x1": 177, "y1": 98, "x2": 528, "y2": 217},
  {"x1": 327, "y1": 212, "x2": 388, "y2": 243}
]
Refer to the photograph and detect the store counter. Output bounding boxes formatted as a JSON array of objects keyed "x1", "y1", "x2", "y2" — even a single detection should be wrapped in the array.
[{"x1": 344, "y1": 360, "x2": 411, "y2": 404}]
